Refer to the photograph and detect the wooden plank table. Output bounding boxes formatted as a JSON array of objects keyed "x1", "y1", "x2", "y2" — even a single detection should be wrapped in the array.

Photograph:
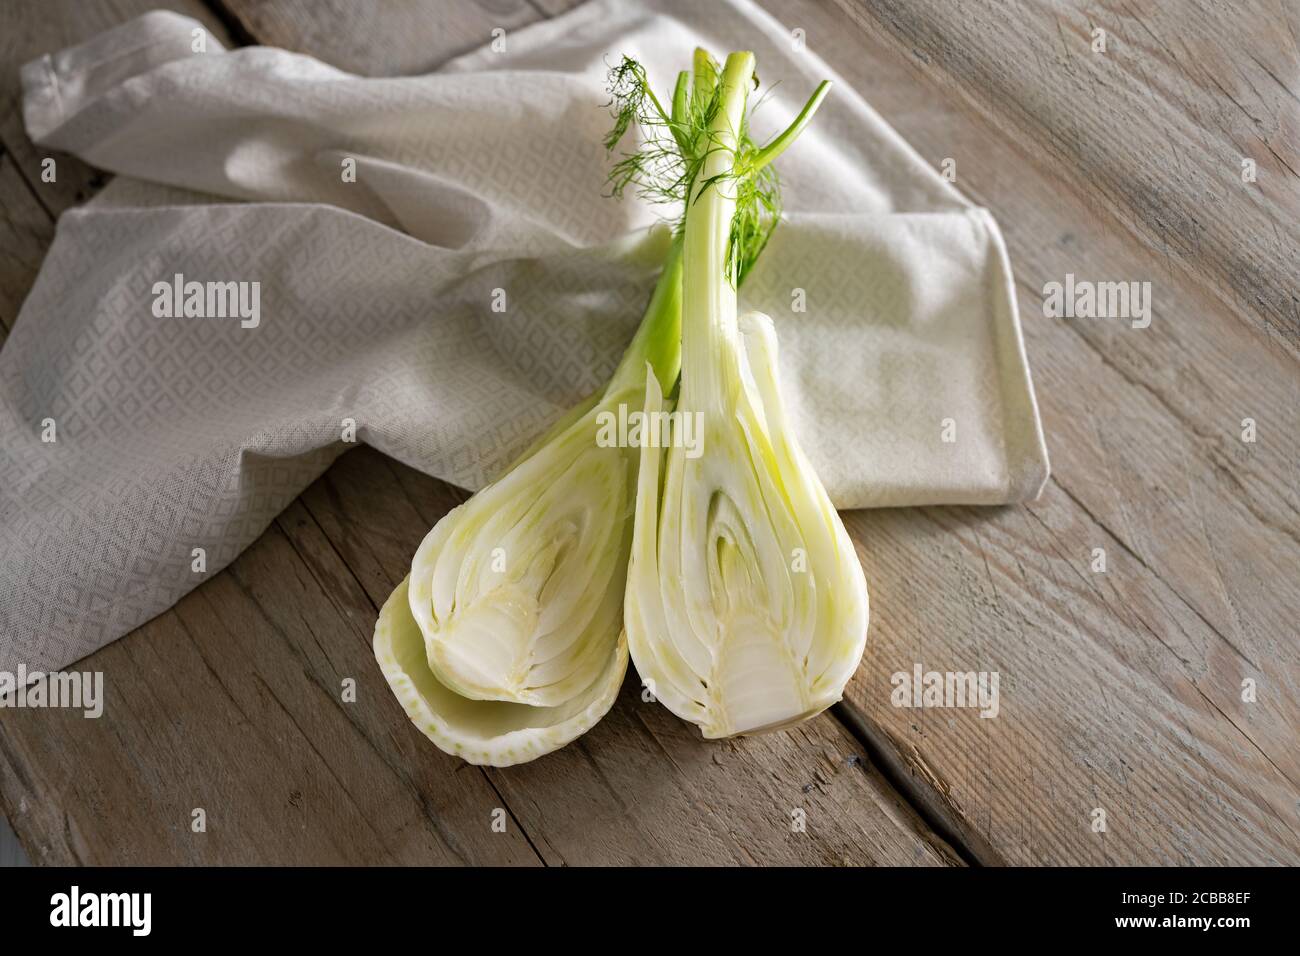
[{"x1": 0, "y1": 0, "x2": 1296, "y2": 866}]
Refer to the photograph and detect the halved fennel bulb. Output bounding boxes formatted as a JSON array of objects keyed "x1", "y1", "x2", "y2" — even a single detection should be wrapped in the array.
[
  {"x1": 375, "y1": 234, "x2": 682, "y2": 765},
  {"x1": 406, "y1": 402, "x2": 633, "y2": 708},
  {"x1": 625, "y1": 51, "x2": 868, "y2": 739},
  {"x1": 627, "y1": 312, "x2": 869, "y2": 738}
]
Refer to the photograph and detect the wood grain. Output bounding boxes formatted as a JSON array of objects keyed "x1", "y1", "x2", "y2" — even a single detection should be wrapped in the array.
[
  {"x1": 755, "y1": 0, "x2": 1300, "y2": 863},
  {"x1": 0, "y1": 815, "x2": 28, "y2": 867},
  {"x1": 832, "y1": 0, "x2": 1300, "y2": 351}
]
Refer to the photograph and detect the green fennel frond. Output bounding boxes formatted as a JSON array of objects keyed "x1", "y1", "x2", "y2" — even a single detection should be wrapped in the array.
[
  {"x1": 604, "y1": 56, "x2": 708, "y2": 216},
  {"x1": 604, "y1": 52, "x2": 783, "y2": 285}
]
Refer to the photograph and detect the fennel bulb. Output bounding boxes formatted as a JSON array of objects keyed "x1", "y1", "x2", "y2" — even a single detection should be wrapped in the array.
[
  {"x1": 625, "y1": 52, "x2": 869, "y2": 738},
  {"x1": 374, "y1": 239, "x2": 681, "y2": 767}
]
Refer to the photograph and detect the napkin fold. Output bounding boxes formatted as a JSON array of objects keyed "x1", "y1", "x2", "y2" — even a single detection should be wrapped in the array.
[{"x1": 1, "y1": 0, "x2": 1048, "y2": 672}]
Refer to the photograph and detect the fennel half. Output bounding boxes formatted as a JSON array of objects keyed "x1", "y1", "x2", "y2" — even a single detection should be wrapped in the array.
[
  {"x1": 373, "y1": 237, "x2": 681, "y2": 766},
  {"x1": 625, "y1": 51, "x2": 869, "y2": 738}
]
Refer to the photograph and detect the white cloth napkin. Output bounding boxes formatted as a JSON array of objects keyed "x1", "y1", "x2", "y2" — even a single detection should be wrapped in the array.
[{"x1": 2, "y1": 0, "x2": 1048, "y2": 672}]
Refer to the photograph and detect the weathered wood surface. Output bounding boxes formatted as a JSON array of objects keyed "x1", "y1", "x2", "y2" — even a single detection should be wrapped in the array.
[
  {"x1": 777, "y1": 0, "x2": 1300, "y2": 864},
  {"x1": 1, "y1": 0, "x2": 1296, "y2": 866},
  {"x1": 834, "y1": 0, "x2": 1300, "y2": 352},
  {"x1": 0, "y1": 815, "x2": 27, "y2": 867}
]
